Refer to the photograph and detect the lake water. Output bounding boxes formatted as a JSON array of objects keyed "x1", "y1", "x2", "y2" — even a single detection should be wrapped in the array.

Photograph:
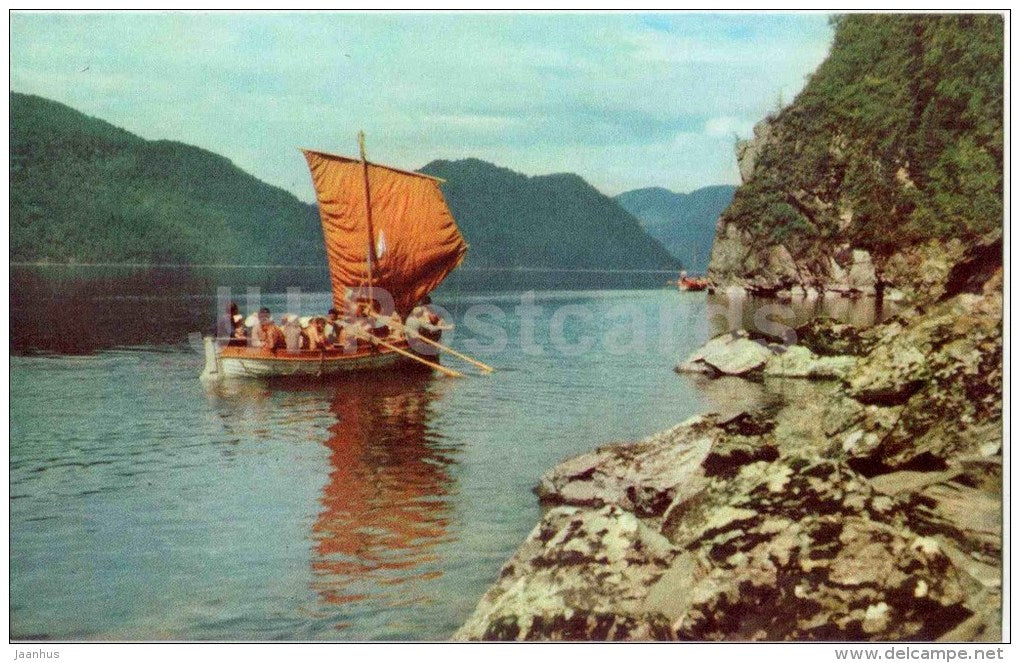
[{"x1": 10, "y1": 266, "x2": 891, "y2": 641}]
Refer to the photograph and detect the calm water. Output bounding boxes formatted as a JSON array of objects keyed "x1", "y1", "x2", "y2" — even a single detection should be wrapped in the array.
[{"x1": 10, "y1": 266, "x2": 890, "y2": 641}]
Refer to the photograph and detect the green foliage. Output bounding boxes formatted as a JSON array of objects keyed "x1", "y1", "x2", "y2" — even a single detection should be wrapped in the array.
[
  {"x1": 420, "y1": 159, "x2": 680, "y2": 271},
  {"x1": 11, "y1": 94, "x2": 678, "y2": 271},
  {"x1": 10, "y1": 93, "x2": 325, "y2": 264},
  {"x1": 724, "y1": 178, "x2": 817, "y2": 247},
  {"x1": 723, "y1": 14, "x2": 1003, "y2": 257}
]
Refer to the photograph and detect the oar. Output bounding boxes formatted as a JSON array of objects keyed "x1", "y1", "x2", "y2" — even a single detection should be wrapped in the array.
[
  {"x1": 353, "y1": 331, "x2": 464, "y2": 378},
  {"x1": 373, "y1": 315, "x2": 494, "y2": 373},
  {"x1": 407, "y1": 330, "x2": 494, "y2": 373}
]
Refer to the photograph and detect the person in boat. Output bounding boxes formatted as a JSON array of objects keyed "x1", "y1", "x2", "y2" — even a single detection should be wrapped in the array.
[
  {"x1": 420, "y1": 312, "x2": 443, "y2": 342},
  {"x1": 334, "y1": 319, "x2": 350, "y2": 350},
  {"x1": 343, "y1": 302, "x2": 375, "y2": 345},
  {"x1": 366, "y1": 303, "x2": 393, "y2": 339},
  {"x1": 305, "y1": 316, "x2": 333, "y2": 351},
  {"x1": 228, "y1": 313, "x2": 247, "y2": 346},
  {"x1": 386, "y1": 311, "x2": 404, "y2": 342},
  {"x1": 281, "y1": 314, "x2": 303, "y2": 352},
  {"x1": 405, "y1": 301, "x2": 431, "y2": 339},
  {"x1": 325, "y1": 308, "x2": 342, "y2": 344},
  {"x1": 412, "y1": 297, "x2": 451, "y2": 342},
  {"x1": 219, "y1": 301, "x2": 241, "y2": 340},
  {"x1": 322, "y1": 308, "x2": 357, "y2": 352},
  {"x1": 355, "y1": 301, "x2": 391, "y2": 339},
  {"x1": 297, "y1": 316, "x2": 312, "y2": 349},
  {"x1": 262, "y1": 320, "x2": 286, "y2": 352},
  {"x1": 247, "y1": 308, "x2": 269, "y2": 348},
  {"x1": 250, "y1": 307, "x2": 285, "y2": 351}
]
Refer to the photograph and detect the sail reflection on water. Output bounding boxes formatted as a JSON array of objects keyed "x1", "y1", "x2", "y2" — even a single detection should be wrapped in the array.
[
  {"x1": 308, "y1": 369, "x2": 460, "y2": 611},
  {"x1": 199, "y1": 367, "x2": 462, "y2": 628}
]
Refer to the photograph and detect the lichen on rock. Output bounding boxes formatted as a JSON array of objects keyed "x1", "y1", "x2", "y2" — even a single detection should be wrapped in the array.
[{"x1": 457, "y1": 283, "x2": 1001, "y2": 641}]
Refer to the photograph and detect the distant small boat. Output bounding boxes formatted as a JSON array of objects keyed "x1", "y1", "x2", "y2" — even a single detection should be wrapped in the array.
[
  {"x1": 202, "y1": 132, "x2": 470, "y2": 380},
  {"x1": 666, "y1": 274, "x2": 710, "y2": 291},
  {"x1": 679, "y1": 277, "x2": 710, "y2": 291}
]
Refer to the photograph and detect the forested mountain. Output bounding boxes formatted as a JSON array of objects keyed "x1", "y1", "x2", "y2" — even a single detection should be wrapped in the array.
[
  {"x1": 10, "y1": 92, "x2": 325, "y2": 264},
  {"x1": 420, "y1": 159, "x2": 680, "y2": 271},
  {"x1": 708, "y1": 14, "x2": 1002, "y2": 298},
  {"x1": 11, "y1": 93, "x2": 678, "y2": 272},
  {"x1": 615, "y1": 185, "x2": 736, "y2": 273}
]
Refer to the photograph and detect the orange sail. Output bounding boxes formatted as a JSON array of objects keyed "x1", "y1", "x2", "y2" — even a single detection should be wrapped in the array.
[{"x1": 303, "y1": 148, "x2": 468, "y2": 315}]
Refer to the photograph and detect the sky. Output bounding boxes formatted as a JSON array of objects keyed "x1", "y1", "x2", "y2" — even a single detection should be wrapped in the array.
[{"x1": 10, "y1": 11, "x2": 834, "y2": 201}]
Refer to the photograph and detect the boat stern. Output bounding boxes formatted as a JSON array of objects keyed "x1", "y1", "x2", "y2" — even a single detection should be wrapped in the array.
[{"x1": 199, "y1": 336, "x2": 221, "y2": 381}]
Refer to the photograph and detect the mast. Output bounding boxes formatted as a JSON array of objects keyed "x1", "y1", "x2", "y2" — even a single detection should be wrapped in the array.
[{"x1": 358, "y1": 131, "x2": 375, "y2": 307}]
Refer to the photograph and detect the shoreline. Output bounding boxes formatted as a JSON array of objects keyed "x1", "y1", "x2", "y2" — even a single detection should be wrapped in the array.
[{"x1": 453, "y1": 273, "x2": 1003, "y2": 641}]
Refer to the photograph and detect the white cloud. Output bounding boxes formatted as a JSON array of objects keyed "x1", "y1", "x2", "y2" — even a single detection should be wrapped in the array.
[
  {"x1": 703, "y1": 116, "x2": 756, "y2": 138},
  {"x1": 10, "y1": 11, "x2": 833, "y2": 198}
]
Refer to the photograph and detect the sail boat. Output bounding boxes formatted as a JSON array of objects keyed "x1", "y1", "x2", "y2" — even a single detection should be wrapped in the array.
[{"x1": 201, "y1": 133, "x2": 470, "y2": 380}]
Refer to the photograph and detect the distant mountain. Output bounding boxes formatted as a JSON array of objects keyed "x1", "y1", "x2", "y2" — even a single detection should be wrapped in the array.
[
  {"x1": 420, "y1": 159, "x2": 680, "y2": 271},
  {"x1": 614, "y1": 185, "x2": 737, "y2": 273},
  {"x1": 11, "y1": 92, "x2": 678, "y2": 273},
  {"x1": 10, "y1": 92, "x2": 326, "y2": 265}
]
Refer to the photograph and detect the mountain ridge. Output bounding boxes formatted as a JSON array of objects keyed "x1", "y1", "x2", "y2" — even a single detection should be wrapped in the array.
[
  {"x1": 11, "y1": 92, "x2": 678, "y2": 273},
  {"x1": 614, "y1": 184, "x2": 737, "y2": 273},
  {"x1": 420, "y1": 158, "x2": 680, "y2": 271}
]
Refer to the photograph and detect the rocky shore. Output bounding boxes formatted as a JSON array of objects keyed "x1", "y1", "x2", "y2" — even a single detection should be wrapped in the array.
[
  {"x1": 454, "y1": 270, "x2": 1001, "y2": 641},
  {"x1": 452, "y1": 15, "x2": 1002, "y2": 641}
]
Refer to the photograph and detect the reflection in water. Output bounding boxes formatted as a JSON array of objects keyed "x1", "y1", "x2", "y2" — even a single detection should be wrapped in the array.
[
  {"x1": 200, "y1": 367, "x2": 461, "y2": 631},
  {"x1": 310, "y1": 369, "x2": 457, "y2": 612}
]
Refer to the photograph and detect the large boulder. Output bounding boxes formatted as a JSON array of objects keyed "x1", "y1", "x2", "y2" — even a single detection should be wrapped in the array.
[
  {"x1": 839, "y1": 285, "x2": 1002, "y2": 469},
  {"x1": 846, "y1": 342, "x2": 930, "y2": 405},
  {"x1": 656, "y1": 456, "x2": 966, "y2": 636},
  {"x1": 679, "y1": 331, "x2": 858, "y2": 382},
  {"x1": 460, "y1": 409, "x2": 997, "y2": 641},
  {"x1": 794, "y1": 317, "x2": 877, "y2": 357},
  {"x1": 458, "y1": 269, "x2": 1001, "y2": 642},
  {"x1": 677, "y1": 330, "x2": 777, "y2": 376},
  {"x1": 658, "y1": 457, "x2": 974, "y2": 640},
  {"x1": 535, "y1": 415, "x2": 720, "y2": 516}
]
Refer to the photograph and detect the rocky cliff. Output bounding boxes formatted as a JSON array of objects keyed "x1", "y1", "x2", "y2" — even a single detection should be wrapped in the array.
[{"x1": 708, "y1": 14, "x2": 1002, "y2": 303}]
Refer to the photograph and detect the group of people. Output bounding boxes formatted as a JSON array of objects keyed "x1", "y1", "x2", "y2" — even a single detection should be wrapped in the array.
[{"x1": 221, "y1": 297, "x2": 447, "y2": 354}]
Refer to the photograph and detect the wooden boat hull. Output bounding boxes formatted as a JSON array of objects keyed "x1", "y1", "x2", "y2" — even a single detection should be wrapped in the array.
[{"x1": 203, "y1": 339, "x2": 421, "y2": 380}]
